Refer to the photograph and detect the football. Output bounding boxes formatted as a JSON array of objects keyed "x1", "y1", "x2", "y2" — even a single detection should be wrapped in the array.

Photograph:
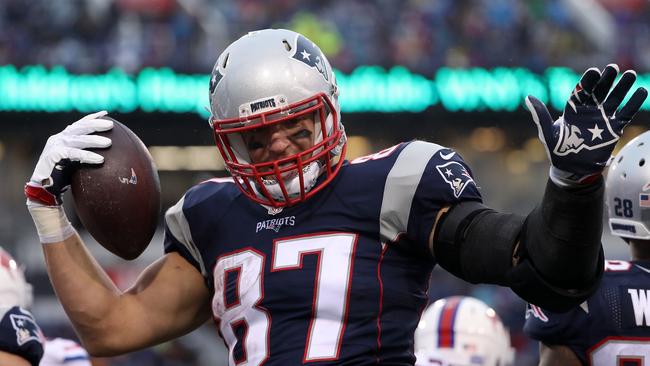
[{"x1": 71, "y1": 117, "x2": 161, "y2": 260}]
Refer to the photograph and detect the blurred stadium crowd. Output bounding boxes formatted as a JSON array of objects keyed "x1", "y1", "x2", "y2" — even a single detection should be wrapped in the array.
[
  {"x1": 2, "y1": 1, "x2": 649, "y2": 365},
  {"x1": 2, "y1": 0, "x2": 650, "y2": 75}
]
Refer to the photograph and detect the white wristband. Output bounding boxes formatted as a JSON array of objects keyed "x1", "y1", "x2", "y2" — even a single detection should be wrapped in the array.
[{"x1": 26, "y1": 201, "x2": 76, "y2": 244}]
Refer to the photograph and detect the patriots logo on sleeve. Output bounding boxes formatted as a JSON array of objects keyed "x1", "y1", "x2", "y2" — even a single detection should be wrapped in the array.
[
  {"x1": 436, "y1": 161, "x2": 475, "y2": 198},
  {"x1": 10, "y1": 311, "x2": 43, "y2": 346},
  {"x1": 292, "y1": 35, "x2": 329, "y2": 81},
  {"x1": 553, "y1": 117, "x2": 617, "y2": 156}
]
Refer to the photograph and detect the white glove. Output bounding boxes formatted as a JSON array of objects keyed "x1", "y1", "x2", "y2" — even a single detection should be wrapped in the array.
[
  {"x1": 25, "y1": 111, "x2": 113, "y2": 243},
  {"x1": 25, "y1": 111, "x2": 113, "y2": 206}
]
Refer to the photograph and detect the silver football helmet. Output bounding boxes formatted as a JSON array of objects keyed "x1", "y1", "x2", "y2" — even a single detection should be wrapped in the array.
[
  {"x1": 414, "y1": 296, "x2": 515, "y2": 366},
  {"x1": 606, "y1": 131, "x2": 650, "y2": 239},
  {"x1": 209, "y1": 29, "x2": 346, "y2": 207},
  {"x1": 0, "y1": 247, "x2": 33, "y2": 309}
]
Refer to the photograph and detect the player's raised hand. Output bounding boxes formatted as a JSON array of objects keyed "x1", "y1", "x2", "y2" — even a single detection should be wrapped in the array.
[
  {"x1": 526, "y1": 64, "x2": 648, "y2": 187},
  {"x1": 25, "y1": 111, "x2": 113, "y2": 206}
]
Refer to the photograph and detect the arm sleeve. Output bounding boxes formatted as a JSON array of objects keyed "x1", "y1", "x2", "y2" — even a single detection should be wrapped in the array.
[{"x1": 433, "y1": 176, "x2": 604, "y2": 312}]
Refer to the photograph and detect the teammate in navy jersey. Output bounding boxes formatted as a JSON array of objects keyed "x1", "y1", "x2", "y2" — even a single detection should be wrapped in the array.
[
  {"x1": 0, "y1": 247, "x2": 44, "y2": 366},
  {"x1": 525, "y1": 130, "x2": 650, "y2": 366},
  {"x1": 0, "y1": 247, "x2": 92, "y2": 366},
  {"x1": 25, "y1": 29, "x2": 647, "y2": 365}
]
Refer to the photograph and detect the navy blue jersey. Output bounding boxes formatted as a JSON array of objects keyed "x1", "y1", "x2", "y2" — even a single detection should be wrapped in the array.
[
  {"x1": 524, "y1": 259, "x2": 650, "y2": 365},
  {"x1": 164, "y1": 141, "x2": 482, "y2": 365},
  {"x1": 0, "y1": 306, "x2": 44, "y2": 366}
]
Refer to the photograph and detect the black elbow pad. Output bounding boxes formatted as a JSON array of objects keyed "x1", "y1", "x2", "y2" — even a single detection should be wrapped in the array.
[
  {"x1": 434, "y1": 201, "x2": 523, "y2": 285},
  {"x1": 508, "y1": 178, "x2": 606, "y2": 312},
  {"x1": 506, "y1": 244, "x2": 604, "y2": 313},
  {"x1": 433, "y1": 178, "x2": 605, "y2": 313}
]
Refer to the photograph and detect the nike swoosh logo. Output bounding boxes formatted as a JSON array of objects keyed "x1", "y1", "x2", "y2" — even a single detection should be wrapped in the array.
[{"x1": 440, "y1": 151, "x2": 456, "y2": 160}]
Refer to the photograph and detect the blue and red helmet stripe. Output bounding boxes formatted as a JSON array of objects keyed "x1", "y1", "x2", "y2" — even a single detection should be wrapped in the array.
[{"x1": 437, "y1": 296, "x2": 463, "y2": 348}]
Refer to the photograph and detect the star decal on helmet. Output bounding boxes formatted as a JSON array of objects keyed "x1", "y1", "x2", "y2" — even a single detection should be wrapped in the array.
[
  {"x1": 209, "y1": 67, "x2": 224, "y2": 95},
  {"x1": 292, "y1": 35, "x2": 328, "y2": 82}
]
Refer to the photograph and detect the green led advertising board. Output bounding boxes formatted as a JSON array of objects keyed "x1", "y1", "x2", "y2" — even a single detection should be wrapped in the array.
[{"x1": 1, "y1": 65, "x2": 648, "y2": 116}]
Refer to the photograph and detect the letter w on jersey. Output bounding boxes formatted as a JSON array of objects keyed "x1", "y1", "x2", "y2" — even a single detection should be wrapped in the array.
[
  {"x1": 292, "y1": 34, "x2": 329, "y2": 82},
  {"x1": 627, "y1": 289, "x2": 650, "y2": 326}
]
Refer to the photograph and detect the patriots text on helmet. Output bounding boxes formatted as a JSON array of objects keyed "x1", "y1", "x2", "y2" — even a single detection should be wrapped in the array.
[{"x1": 250, "y1": 98, "x2": 277, "y2": 113}]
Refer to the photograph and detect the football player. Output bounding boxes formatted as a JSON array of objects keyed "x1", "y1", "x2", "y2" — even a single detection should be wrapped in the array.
[
  {"x1": 524, "y1": 130, "x2": 650, "y2": 365},
  {"x1": 414, "y1": 296, "x2": 514, "y2": 366},
  {"x1": 25, "y1": 29, "x2": 647, "y2": 365},
  {"x1": 0, "y1": 247, "x2": 92, "y2": 366},
  {"x1": 0, "y1": 247, "x2": 44, "y2": 366}
]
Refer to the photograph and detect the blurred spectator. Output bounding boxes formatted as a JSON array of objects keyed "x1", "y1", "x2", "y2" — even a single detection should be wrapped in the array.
[{"x1": 2, "y1": 0, "x2": 650, "y2": 75}]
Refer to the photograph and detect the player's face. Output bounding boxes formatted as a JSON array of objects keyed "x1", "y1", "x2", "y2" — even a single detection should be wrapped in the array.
[{"x1": 243, "y1": 115, "x2": 315, "y2": 169}]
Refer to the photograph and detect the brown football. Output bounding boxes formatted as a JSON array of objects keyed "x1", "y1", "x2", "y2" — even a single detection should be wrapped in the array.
[{"x1": 71, "y1": 117, "x2": 161, "y2": 260}]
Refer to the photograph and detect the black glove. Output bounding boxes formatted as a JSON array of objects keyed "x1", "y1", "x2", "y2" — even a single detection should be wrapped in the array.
[{"x1": 526, "y1": 64, "x2": 647, "y2": 187}]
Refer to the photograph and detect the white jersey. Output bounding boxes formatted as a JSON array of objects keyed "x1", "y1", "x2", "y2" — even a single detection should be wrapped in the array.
[{"x1": 41, "y1": 338, "x2": 90, "y2": 366}]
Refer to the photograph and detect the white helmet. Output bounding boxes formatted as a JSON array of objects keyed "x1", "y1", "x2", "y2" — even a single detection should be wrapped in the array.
[
  {"x1": 209, "y1": 29, "x2": 347, "y2": 207},
  {"x1": 414, "y1": 296, "x2": 515, "y2": 366},
  {"x1": 0, "y1": 247, "x2": 33, "y2": 309},
  {"x1": 606, "y1": 131, "x2": 650, "y2": 239}
]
